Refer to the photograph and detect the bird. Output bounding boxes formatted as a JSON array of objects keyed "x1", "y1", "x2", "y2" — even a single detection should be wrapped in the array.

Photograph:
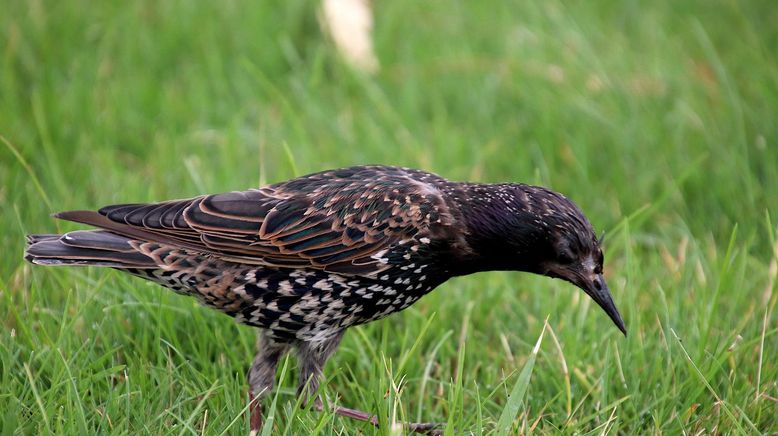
[{"x1": 24, "y1": 165, "x2": 625, "y2": 434}]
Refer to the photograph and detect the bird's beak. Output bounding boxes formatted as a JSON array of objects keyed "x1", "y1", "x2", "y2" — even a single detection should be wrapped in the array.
[
  {"x1": 580, "y1": 274, "x2": 626, "y2": 335},
  {"x1": 545, "y1": 263, "x2": 627, "y2": 335}
]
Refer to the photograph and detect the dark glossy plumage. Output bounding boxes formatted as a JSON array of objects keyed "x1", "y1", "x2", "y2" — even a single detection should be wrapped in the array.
[{"x1": 25, "y1": 165, "x2": 624, "y2": 433}]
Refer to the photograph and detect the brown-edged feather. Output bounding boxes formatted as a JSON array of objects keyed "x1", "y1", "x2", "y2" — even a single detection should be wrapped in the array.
[{"x1": 55, "y1": 167, "x2": 453, "y2": 276}]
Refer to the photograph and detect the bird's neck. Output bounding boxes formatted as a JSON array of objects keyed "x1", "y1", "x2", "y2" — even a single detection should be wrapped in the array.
[{"x1": 445, "y1": 183, "x2": 546, "y2": 276}]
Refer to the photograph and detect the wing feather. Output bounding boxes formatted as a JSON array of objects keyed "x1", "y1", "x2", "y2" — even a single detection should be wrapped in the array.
[{"x1": 57, "y1": 166, "x2": 451, "y2": 276}]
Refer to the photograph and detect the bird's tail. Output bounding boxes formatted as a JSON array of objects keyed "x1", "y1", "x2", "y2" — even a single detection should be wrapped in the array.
[{"x1": 24, "y1": 230, "x2": 156, "y2": 268}]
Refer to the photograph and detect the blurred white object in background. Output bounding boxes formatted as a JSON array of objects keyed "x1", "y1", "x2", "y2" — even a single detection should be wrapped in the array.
[{"x1": 321, "y1": 0, "x2": 379, "y2": 73}]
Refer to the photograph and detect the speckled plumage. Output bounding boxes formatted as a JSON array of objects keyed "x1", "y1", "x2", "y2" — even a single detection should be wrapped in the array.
[{"x1": 25, "y1": 165, "x2": 624, "y2": 434}]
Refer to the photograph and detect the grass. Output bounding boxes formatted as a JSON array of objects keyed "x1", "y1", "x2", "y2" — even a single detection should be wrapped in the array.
[{"x1": 1, "y1": 0, "x2": 777, "y2": 433}]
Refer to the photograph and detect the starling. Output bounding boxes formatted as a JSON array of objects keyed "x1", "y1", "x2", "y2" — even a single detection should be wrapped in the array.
[{"x1": 25, "y1": 165, "x2": 625, "y2": 434}]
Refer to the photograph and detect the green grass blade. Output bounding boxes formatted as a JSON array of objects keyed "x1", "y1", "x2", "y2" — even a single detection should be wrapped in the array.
[
  {"x1": 495, "y1": 320, "x2": 547, "y2": 436},
  {"x1": 671, "y1": 329, "x2": 758, "y2": 434},
  {"x1": 260, "y1": 354, "x2": 291, "y2": 436}
]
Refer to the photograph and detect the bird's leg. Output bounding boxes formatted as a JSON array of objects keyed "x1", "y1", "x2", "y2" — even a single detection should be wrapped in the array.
[
  {"x1": 296, "y1": 333, "x2": 442, "y2": 435},
  {"x1": 295, "y1": 331, "x2": 344, "y2": 409},
  {"x1": 247, "y1": 331, "x2": 289, "y2": 436}
]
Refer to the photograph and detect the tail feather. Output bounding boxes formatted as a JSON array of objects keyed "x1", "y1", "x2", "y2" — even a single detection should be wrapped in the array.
[
  {"x1": 25, "y1": 231, "x2": 156, "y2": 268},
  {"x1": 26, "y1": 234, "x2": 60, "y2": 244},
  {"x1": 60, "y1": 230, "x2": 140, "y2": 252}
]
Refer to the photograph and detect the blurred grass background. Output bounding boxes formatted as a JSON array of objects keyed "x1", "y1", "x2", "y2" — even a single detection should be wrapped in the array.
[{"x1": 1, "y1": 0, "x2": 776, "y2": 433}]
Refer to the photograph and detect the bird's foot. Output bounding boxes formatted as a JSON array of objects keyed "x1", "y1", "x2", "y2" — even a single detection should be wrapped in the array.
[
  {"x1": 332, "y1": 405, "x2": 443, "y2": 435},
  {"x1": 404, "y1": 421, "x2": 445, "y2": 435}
]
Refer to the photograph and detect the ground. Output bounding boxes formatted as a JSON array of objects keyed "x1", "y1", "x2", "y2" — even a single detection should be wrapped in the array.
[{"x1": 1, "y1": 0, "x2": 776, "y2": 433}]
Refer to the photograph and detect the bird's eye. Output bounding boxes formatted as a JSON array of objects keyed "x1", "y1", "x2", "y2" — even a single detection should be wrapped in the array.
[{"x1": 557, "y1": 250, "x2": 575, "y2": 264}]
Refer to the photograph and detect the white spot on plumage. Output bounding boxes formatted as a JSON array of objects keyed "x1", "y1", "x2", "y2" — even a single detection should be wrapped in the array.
[
  {"x1": 313, "y1": 279, "x2": 332, "y2": 291},
  {"x1": 232, "y1": 285, "x2": 248, "y2": 298}
]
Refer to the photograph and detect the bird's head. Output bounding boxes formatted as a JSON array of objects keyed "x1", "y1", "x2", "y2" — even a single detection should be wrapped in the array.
[
  {"x1": 537, "y1": 213, "x2": 626, "y2": 335},
  {"x1": 458, "y1": 183, "x2": 626, "y2": 335}
]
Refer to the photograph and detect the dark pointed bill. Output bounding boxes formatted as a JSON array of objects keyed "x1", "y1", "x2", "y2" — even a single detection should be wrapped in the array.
[{"x1": 583, "y1": 274, "x2": 626, "y2": 335}]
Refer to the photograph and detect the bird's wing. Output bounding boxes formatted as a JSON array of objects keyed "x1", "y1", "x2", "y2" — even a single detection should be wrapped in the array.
[{"x1": 57, "y1": 167, "x2": 451, "y2": 276}]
